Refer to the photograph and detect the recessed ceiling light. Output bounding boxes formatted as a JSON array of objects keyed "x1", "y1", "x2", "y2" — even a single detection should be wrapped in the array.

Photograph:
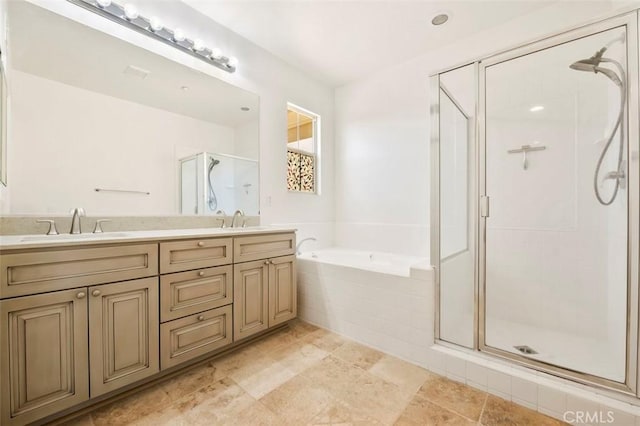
[
  {"x1": 431, "y1": 13, "x2": 449, "y2": 26},
  {"x1": 180, "y1": 86, "x2": 189, "y2": 91},
  {"x1": 240, "y1": 107, "x2": 250, "y2": 111},
  {"x1": 529, "y1": 105, "x2": 545, "y2": 112}
]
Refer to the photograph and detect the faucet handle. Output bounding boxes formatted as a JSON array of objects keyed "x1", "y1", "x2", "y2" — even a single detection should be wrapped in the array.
[
  {"x1": 36, "y1": 219, "x2": 59, "y2": 236},
  {"x1": 242, "y1": 218, "x2": 248, "y2": 228},
  {"x1": 215, "y1": 218, "x2": 226, "y2": 228},
  {"x1": 93, "y1": 219, "x2": 111, "y2": 234}
]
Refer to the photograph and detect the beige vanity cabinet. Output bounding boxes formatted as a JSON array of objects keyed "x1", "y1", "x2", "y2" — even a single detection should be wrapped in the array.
[
  {"x1": 0, "y1": 288, "x2": 89, "y2": 426},
  {"x1": 233, "y1": 233, "x2": 297, "y2": 341},
  {"x1": 89, "y1": 277, "x2": 159, "y2": 397}
]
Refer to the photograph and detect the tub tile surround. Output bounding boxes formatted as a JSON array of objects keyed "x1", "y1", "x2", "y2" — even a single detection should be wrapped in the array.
[{"x1": 57, "y1": 320, "x2": 564, "y2": 426}]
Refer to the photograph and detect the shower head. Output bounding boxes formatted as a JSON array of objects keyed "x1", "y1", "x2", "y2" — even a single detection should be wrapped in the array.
[
  {"x1": 569, "y1": 47, "x2": 623, "y2": 87},
  {"x1": 209, "y1": 157, "x2": 220, "y2": 167}
]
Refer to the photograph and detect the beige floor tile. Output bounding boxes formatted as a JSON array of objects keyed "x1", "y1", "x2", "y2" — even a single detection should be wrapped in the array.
[
  {"x1": 369, "y1": 354, "x2": 432, "y2": 393},
  {"x1": 287, "y1": 318, "x2": 321, "y2": 339},
  {"x1": 333, "y1": 370, "x2": 415, "y2": 425},
  {"x1": 260, "y1": 374, "x2": 335, "y2": 424},
  {"x1": 417, "y1": 374, "x2": 487, "y2": 421},
  {"x1": 394, "y1": 394, "x2": 476, "y2": 425},
  {"x1": 58, "y1": 413, "x2": 95, "y2": 426},
  {"x1": 302, "y1": 328, "x2": 347, "y2": 352},
  {"x1": 270, "y1": 341, "x2": 330, "y2": 375},
  {"x1": 91, "y1": 384, "x2": 173, "y2": 426},
  {"x1": 480, "y1": 395, "x2": 567, "y2": 426},
  {"x1": 214, "y1": 344, "x2": 277, "y2": 381},
  {"x1": 159, "y1": 360, "x2": 225, "y2": 400},
  {"x1": 174, "y1": 378, "x2": 257, "y2": 425},
  {"x1": 309, "y1": 399, "x2": 383, "y2": 426},
  {"x1": 222, "y1": 400, "x2": 283, "y2": 426},
  {"x1": 301, "y1": 355, "x2": 365, "y2": 395},
  {"x1": 332, "y1": 341, "x2": 384, "y2": 370},
  {"x1": 233, "y1": 360, "x2": 297, "y2": 399}
]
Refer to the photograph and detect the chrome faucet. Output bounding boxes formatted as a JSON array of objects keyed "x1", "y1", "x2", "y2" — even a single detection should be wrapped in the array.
[
  {"x1": 231, "y1": 209, "x2": 245, "y2": 228},
  {"x1": 296, "y1": 237, "x2": 317, "y2": 255},
  {"x1": 69, "y1": 208, "x2": 85, "y2": 234}
]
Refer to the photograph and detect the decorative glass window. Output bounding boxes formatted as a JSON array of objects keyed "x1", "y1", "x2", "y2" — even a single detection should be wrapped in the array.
[{"x1": 287, "y1": 104, "x2": 318, "y2": 193}]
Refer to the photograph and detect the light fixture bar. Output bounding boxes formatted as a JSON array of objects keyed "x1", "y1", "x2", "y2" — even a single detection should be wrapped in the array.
[{"x1": 67, "y1": 0, "x2": 237, "y2": 73}]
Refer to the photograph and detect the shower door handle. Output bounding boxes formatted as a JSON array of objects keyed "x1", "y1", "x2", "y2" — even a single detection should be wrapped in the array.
[{"x1": 480, "y1": 196, "x2": 490, "y2": 218}]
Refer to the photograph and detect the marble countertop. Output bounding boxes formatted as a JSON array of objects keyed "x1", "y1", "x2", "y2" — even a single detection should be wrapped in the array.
[{"x1": 0, "y1": 226, "x2": 297, "y2": 251}]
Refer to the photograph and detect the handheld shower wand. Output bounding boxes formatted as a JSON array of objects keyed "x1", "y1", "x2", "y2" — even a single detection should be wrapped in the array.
[
  {"x1": 569, "y1": 44, "x2": 626, "y2": 206},
  {"x1": 207, "y1": 156, "x2": 220, "y2": 211}
]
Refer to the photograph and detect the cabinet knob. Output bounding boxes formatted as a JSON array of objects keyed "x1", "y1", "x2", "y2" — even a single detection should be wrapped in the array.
[
  {"x1": 197, "y1": 241, "x2": 205, "y2": 247},
  {"x1": 92, "y1": 290, "x2": 101, "y2": 297},
  {"x1": 76, "y1": 292, "x2": 86, "y2": 299},
  {"x1": 197, "y1": 315, "x2": 205, "y2": 321},
  {"x1": 264, "y1": 260, "x2": 269, "y2": 265},
  {"x1": 198, "y1": 271, "x2": 205, "y2": 277}
]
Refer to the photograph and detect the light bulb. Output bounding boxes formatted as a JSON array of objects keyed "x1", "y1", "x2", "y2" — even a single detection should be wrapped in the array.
[
  {"x1": 192, "y1": 39, "x2": 205, "y2": 51},
  {"x1": 149, "y1": 16, "x2": 163, "y2": 32},
  {"x1": 123, "y1": 3, "x2": 138, "y2": 20},
  {"x1": 173, "y1": 28, "x2": 186, "y2": 42},
  {"x1": 228, "y1": 56, "x2": 238, "y2": 68},
  {"x1": 210, "y1": 48, "x2": 222, "y2": 60},
  {"x1": 96, "y1": 0, "x2": 111, "y2": 8}
]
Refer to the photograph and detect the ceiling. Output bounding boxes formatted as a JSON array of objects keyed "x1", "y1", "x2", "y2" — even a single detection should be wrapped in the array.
[
  {"x1": 182, "y1": 0, "x2": 558, "y2": 87},
  {"x1": 9, "y1": 1, "x2": 259, "y2": 127}
]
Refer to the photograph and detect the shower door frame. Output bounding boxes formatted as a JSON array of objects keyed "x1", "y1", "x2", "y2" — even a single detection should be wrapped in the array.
[{"x1": 477, "y1": 12, "x2": 639, "y2": 395}]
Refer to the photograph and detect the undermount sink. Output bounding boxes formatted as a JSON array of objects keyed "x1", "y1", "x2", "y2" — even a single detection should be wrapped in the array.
[{"x1": 20, "y1": 232, "x2": 132, "y2": 242}]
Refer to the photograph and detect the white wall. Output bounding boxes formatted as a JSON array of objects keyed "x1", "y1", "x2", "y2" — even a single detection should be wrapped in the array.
[
  {"x1": 8, "y1": 0, "x2": 335, "y2": 245},
  {"x1": 334, "y1": 0, "x2": 640, "y2": 258}
]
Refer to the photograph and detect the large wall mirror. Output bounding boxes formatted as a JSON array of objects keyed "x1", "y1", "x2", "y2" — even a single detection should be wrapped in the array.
[{"x1": 5, "y1": 1, "x2": 259, "y2": 216}]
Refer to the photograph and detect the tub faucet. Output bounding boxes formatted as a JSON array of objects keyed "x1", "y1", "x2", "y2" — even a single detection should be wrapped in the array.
[
  {"x1": 231, "y1": 209, "x2": 245, "y2": 228},
  {"x1": 69, "y1": 207, "x2": 85, "y2": 234},
  {"x1": 297, "y1": 237, "x2": 317, "y2": 255}
]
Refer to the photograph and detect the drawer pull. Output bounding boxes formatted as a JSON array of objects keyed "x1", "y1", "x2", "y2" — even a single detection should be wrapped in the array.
[
  {"x1": 264, "y1": 260, "x2": 269, "y2": 265},
  {"x1": 76, "y1": 291, "x2": 86, "y2": 299},
  {"x1": 198, "y1": 271, "x2": 205, "y2": 276},
  {"x1": 197, "y1": 315, "x2": 205, "y2": 321},
  {"x1": 197, "y1": 241, "x2": 205, "y2": 247},
  {"x1": 92, "y1": 290, "x2": 101, "y2": 297}
]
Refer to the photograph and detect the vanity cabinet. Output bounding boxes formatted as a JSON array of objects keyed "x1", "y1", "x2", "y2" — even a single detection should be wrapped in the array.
[
  {"x1": 0, "y1": 229, "x2": 297, "y2": 425},
  {"x1": 233, "y1": 233, "x2": 296, "y2": 340},
  {"x1": 89, "y1": 278, "x2": 159, "y2": 397},
  {"x1": 0, "y1": 289, "x2": 89, "y2": 426}
]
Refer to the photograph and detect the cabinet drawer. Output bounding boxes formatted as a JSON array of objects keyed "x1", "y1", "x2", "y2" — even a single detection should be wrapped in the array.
[
  {"x1": 234, "y1": 233, "x2": 296, "y2": 263},
  {"x1": 160, "y1": 238, "x2": 232, "y2": 274},
  {"x1": 160, "y1": 305, "x2": 232, "y2": 370},
  {"x1": 160, "y1": 265, "x2": 232, "y2": 322},
  {"x1": 0, "y1": 244, "x2": 158, "y2": 299}
]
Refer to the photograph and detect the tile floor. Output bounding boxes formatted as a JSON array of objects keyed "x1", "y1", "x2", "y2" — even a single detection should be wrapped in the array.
[{"x1": 61, "y1": 321, "x2": 566, "y2": 426}]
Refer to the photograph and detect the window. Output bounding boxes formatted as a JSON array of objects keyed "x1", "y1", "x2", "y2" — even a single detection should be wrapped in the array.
[{"x1": 287, "y1": 104, "x2": 319, "y2": 193}]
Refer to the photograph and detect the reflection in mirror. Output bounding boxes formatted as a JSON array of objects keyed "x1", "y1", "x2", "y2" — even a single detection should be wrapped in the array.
[
  {"x1": 0, "y1": 57, "x2": 5, "y2": 187},
  {"x1": 438, "y1": 64, "x2": 475, "y2": 348},
  {"x1": 6, "y1": 2, "x2": 259, "y2": 216}
]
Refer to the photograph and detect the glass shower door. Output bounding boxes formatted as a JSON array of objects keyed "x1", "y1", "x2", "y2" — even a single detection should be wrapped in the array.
[{"x1": 482, "y1": 26, "x2": 630, "y2": 383}]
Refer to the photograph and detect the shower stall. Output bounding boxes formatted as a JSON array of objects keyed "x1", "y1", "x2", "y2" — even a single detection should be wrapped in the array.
[{"x1": 431, "y1": 12, "x2": 639, "y2": 394}]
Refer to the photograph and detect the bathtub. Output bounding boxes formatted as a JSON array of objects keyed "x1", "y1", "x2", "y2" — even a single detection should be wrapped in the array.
[
  {"x1": 296, "y1": 248, "x2": 435, "y2": 366},
  {"x1": 297, "y1": 248, "x2": 427, "y2": 277}
]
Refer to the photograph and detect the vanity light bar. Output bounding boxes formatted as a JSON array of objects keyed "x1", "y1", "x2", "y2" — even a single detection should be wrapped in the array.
[{"x1": 67, "y1": 0, "x2": 237, "y2": 73}]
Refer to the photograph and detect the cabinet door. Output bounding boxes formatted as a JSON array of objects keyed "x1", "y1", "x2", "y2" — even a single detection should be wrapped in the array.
[
  {"x1": 233, "y1": 260, "x2": 268, "y2": 340},
  {"x1": 89, "y1": 277, "x2": 159, "y2": 397},
  {"x1": 0, "y1": 289, "x2": 89, "y2": 426},
  {"x1": 268, "y1": 255, "x2": 297, "y2": 327}
]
